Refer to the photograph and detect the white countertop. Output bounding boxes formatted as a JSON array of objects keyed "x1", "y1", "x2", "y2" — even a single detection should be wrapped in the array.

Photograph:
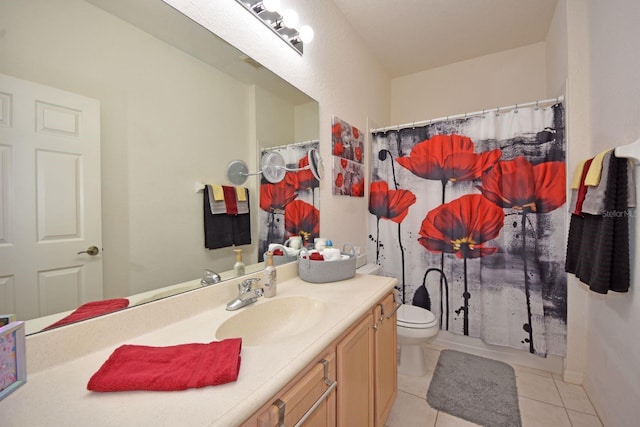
[{"x1": 2, "y1": 266, "x2": 396, "y2": 427}]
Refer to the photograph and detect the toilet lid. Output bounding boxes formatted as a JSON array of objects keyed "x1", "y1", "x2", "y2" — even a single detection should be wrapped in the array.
[{"x1": 397, "y1": 304, "x2": 437, "y2": 327}]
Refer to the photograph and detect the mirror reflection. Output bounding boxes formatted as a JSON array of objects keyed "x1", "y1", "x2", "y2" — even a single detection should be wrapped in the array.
[{"x1": 0, "y1": 0, "x2": 319, "y2": 333}]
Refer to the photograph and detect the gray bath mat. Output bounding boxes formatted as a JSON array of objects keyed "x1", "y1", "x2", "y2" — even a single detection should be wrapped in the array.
[{"x1": 427, "y1": 350, "x2": 521, "y2": 427}]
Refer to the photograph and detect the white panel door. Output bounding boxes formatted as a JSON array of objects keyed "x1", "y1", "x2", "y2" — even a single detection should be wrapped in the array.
[{"x1": 0, "y1": 73, "x2": 102, "y2": 321}]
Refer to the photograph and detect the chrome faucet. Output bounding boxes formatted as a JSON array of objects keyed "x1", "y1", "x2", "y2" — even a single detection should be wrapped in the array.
[
  {"x1": 201, "y1": 269, "x2": 222, "y2": 287},
  {"x1": 226, "y1": 278, "x2": 263, "y2": 311}
]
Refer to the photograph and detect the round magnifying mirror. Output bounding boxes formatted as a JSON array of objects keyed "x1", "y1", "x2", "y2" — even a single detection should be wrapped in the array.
[
  {"x1": 307, "y1": 148, "x2": 324, "y2": 180},
  {"x1": 226, "y1": 160, "x2": 250, "y2": 185},
  {"x1": 261, "y1": 151, "x2": 287, "y2": 183}
]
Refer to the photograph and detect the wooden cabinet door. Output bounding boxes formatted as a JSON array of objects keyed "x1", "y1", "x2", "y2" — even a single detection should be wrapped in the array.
[
  {"x1": 336, "y1": 312, "x2": 374, "y2": 427},
  {"x1": 255, "y1": 353, "x2": 336, "y2": 427},
  {"x1": 374, "y1": 293, "x2": 398, "y2": 426}
]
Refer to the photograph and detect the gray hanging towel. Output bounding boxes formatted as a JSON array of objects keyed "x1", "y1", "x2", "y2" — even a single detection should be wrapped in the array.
[{"x1": 565, "y1": 152, "x2": 631, "y2": 293}]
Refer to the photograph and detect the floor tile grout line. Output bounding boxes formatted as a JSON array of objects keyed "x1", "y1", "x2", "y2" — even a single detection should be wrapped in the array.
[{"x1": 552, "y1": 375, "x2": 604, "y2": 423}]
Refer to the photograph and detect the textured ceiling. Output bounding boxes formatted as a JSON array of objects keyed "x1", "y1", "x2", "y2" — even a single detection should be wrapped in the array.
[{"x1": 332, "y1": 0, "x2": 558, "y2": 78}]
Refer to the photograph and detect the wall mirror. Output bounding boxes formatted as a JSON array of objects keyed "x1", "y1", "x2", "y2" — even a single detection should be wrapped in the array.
[{"x1": 0, "y1": 0, "x2": 319, "y2": 334}]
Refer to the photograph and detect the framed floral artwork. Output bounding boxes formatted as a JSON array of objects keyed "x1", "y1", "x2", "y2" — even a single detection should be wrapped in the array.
[
  {"x1": 0, "y1": 321, "x2": 26, "y2": 401},
  {"x1": 331, "y1": 115, "x2": 365, "y2": 196}
]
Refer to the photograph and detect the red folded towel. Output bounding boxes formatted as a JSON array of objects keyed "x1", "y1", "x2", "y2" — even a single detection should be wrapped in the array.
[
  {"x1": 87, "y1": 338, "x2": 242, "y2": 392},
  {"x1": 222, "y1": 185, "x2": 238, "y2": 215},
  {"x1": 309, "y1": 252, "x2": 325, "y2": 261},
  {"x1": 44, "y1": 298, "x2": 129, "y2": 330}
]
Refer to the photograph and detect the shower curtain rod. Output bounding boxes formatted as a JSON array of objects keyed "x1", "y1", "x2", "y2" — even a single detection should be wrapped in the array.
[
  {"x1": 370, "y1": 96, "x2": 564, "y2": 134},
  {"x1": 261, "y1": 139, "x2": 319, "y2": 152}
]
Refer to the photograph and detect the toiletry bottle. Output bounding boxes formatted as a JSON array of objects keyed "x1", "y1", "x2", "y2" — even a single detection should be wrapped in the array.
[
  {"x1": 263, "y1": 251, "x2": 277, "y2": 298},
  {"x1": 233, "y1": 249, "x2": 245, "y2": 277}
]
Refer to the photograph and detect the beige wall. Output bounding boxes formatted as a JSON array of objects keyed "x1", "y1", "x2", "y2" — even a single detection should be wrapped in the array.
[
  {"x1": 548, "y1": 0, "x2": 591, "y2": 385},
  {"x1": 164, "y1": 0, "x2": 391, "y2": 253},
  {"x1": 581, "y1": 0, "x2": 640, "y2": 425},
  {"x1": 390, "y1": 42, "x2": 548, "y2": 124}
]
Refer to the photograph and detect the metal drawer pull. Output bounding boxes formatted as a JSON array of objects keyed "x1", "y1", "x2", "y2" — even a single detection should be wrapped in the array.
[
  {"x1": 294, "y1": 378, "x2": 337, "y2": 427},
  {"x1": 275, "y1": 399, "x2": 286, "y2": 427},
  {"x1": 276, "y1": 359, "x2": 337, "y2": 427},
  {"x1": 386, "y1": 302, "x2": 401, "y2": 319}
]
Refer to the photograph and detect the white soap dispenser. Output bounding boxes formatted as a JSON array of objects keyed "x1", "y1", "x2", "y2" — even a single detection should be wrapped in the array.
[
  {"x1": 263, "y1": 251, "x2": 277, "y2": 298},
  {"x1": 233, "y1": 249, "x2": 245, "y2": 277}
]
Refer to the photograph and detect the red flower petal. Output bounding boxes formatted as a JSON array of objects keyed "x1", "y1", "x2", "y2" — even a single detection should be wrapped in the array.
[
  {"x1": 351, "y1": 178, "x2": 365, "y2": 197},
  {"x1": 479, "y1": 157, "x2": 565, "y2": 213},
  {"x1": 284, "y1": 200, "x2": 320, "y2": 241},
  {"x1": 396, "y1": 134, "x2": 500, "y2": 182},
  {"x1": 368, "y1": 181, "x2": 416, "y2": 223},
  {"x1": 418, "y1": 194, "x2": 504, "y2": 258},
  {"x1": 260, "y1": 180, "x2": 297, "y2": 212},
  {"x1": 533, "y1": 161, "x2": 566, "y2": 213},
  {"x1": 296, "y1": 155, "x2": 319, "y2": 190},
  {"x1": 355, "y1": 146, "x2": 362, "y2": 162}
]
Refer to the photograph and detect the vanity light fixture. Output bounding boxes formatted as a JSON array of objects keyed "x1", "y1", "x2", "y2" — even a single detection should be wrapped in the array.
[{"x1": 235, "y1": 0, "x2": 314, "y2": 55}]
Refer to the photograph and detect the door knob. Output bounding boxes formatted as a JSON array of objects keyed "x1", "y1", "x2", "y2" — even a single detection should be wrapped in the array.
[{"x1": 77, "y1": 246, "x2": 100, "y2": 256}]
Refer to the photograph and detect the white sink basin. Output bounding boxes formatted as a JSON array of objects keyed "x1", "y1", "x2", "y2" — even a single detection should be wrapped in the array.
[{"x1": 215, "y1": 296, "x2": 327, "y2": 346}]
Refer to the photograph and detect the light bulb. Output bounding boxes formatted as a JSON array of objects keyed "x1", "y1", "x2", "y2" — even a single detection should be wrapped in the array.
[
  {"x1": 282, "y1": 9, "x2": 299, "y2": 28},
  {"x1": 262, "y1": 0, "x2": 280, "y2": 12},
  {"x1": 298, "y1": 25, "x2": 314, "y2": 43}
]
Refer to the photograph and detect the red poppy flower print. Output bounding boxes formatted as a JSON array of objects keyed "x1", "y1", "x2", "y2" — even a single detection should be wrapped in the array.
[
  {"x1": 351, "y1": 178, "x2": 365, "y2": 197},
  {"x1": 332, "y1": 122, "x2": 343, "y2": 139},
  {"x1": 296, "y1": 155, "x2": 319, "y2": 190},
  {"x1": 478, "y1": 156, "x2": 566, "y2": 213},
  {"x1": 353, "y1": 127, "x2": 360, "y2": 139},
  {"x1": 369, "y1": 181, "x2": 416, "y2": 223},
  {"x1": 396, "y1": 134, "x2": 501, "y2": 183},
  {"x1": 355, "y1": 146, "x2": 362, "y2": 162},
  {"x1": 333, "y1": 142, "x2": 345, "y2": 156},
  {"x1": 335, "y1": 172, "x2": 344, "y2": 188},
  {"x1": 259, "y1": 179, "x2": 297, "y2": 212},
  {"x1": 419, "y1": 194, "x2": 504, "y2": 259},
  {"x1": 285, "y1": 200, "x2": 320, "y2": 242},
  {"x1": 340, "y1": 158, "x2": 348, "y2": 169}
]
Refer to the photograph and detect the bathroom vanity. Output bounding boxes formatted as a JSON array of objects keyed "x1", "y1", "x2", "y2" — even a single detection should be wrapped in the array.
[{"x1": 1, "y1": 263, "x2": 397, "y2": 426}]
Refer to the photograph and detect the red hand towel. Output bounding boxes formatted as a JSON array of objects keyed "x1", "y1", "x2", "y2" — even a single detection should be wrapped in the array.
[
  {"x1": 222, "y1": 185, "x2": 239, "y2": 215},
  {"x1": 309, "y1": 252, "x2": 324, "y2": 261},
  {"x1": 87, "y1": 338, "x2": 242, "y2": 392},
  {"x1": 44, "y1": 298, "x2": 129, "y2": 330},
  {"x1": 574, "y1": 158, "x2": 594, "y2": 215}
]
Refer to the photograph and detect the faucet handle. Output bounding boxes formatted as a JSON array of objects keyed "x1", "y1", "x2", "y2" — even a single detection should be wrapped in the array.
[{"x1": 239, "y1": 278, "x2": 261, "y2": 292}]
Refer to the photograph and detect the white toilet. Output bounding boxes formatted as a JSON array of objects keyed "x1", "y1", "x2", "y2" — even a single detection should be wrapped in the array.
[
  {"x1": 396, "y1": 304, "x2": 438, "y2": 376},
  {"x1": 357, "y1": 263, "x2": 439, "y2": 376}
]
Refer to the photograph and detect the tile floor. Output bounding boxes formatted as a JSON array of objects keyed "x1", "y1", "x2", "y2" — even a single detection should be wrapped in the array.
[{"x1": 385, "y1": 344, "x2": 603, "y2": 427}]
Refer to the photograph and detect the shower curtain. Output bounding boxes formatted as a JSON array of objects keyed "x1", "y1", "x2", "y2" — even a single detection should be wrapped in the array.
[
  {"x1": 369, "y1": 103, "x2": 566, "y2": 357},
  {"x1": 258, "y1": 141, "x2": 320, "y2": 261}
]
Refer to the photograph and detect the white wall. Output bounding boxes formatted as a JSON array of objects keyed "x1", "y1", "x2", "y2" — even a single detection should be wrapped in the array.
[
  {"x1": 390, "y1": 42, "x2": 548, "y2": 124},
  {"x1": 163, "y1": 0, "x2": 391, "y2": 253},
  {"x1": 546, "y1": 0, "x2": 591, "y2": 385},
  {"x1": 581, "y1": 0, "x2": 640, "y2": 424}
]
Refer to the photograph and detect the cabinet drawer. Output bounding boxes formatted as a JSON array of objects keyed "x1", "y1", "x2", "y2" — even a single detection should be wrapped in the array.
[{"x1": 258, "y1": 353, "x2": 336, "y2": 427}]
